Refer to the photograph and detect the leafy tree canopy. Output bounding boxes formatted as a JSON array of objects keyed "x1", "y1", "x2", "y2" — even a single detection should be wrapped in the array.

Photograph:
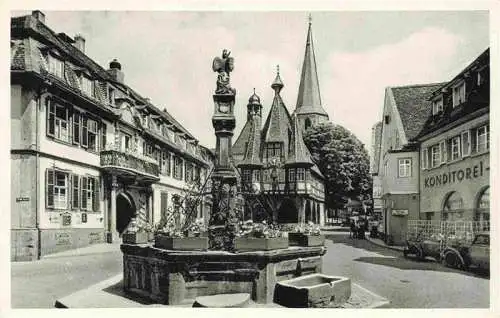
[{"x1": 304, "y1": 122, "x2": 373, "y2": 211}]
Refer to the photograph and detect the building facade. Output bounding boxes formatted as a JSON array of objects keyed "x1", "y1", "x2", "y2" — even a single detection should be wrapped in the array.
[
  {"x1": 416, "y1": 49, "x2": 490, "y2": 223},
  {"x1": 232, "y1": 19, "x2": 327, "y2": 225},
  {"x1": 376, "y1": 83, "x2": 444, "y2": 245},
  {"x1": 11, "y1": 11, "x2": 213, "y2": 261}
]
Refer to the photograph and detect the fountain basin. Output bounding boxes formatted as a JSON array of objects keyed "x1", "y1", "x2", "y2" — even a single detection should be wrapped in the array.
[
  {"x1": 288, "y1": 233, "x2": 325, "y2": 247},
  {"x1": 234, "y1": 237, "x2": 289, "y2": 251},
  {"x1": 274, "y1": 274, "x2": 351, "y2": 308}
]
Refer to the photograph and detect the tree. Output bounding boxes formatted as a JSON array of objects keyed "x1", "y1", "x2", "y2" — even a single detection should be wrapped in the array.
[{"x1": 303, "y1": 123, "x2": 373, "y2": 215}]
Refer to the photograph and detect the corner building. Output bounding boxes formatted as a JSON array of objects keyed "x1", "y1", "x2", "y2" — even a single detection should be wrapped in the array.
[
  {"x1": 416, "y1": 49, "x2": 490, "y2": 223},
  {"x1": 11, "y1": 11, "x2": 214, "y2": 261}
]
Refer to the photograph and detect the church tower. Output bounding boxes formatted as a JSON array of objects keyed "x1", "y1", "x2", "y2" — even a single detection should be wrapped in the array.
[{"x1": 294, "y1": 15, "x2": 329, "y2": 131}]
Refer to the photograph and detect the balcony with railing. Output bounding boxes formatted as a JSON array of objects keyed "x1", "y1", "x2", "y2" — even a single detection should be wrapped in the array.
[{"x1": 100, "y1": 144, "x2": 160, "y2": 181}]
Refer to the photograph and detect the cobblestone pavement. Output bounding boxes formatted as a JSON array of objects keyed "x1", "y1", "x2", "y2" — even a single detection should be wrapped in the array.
[{"x1": 323, "y1": 233, "x2": 490, "y2": 308}]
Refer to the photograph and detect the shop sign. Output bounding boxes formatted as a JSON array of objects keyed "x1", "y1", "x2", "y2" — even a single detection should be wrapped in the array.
[
  {"x1": 16, "y1": 197, "x2": 30, "y2": 202},
  {"x1": 424, "y1": 161, "x2": 488, "y2": 188},
  {"x1": 392, "y1": 209, "x2": 408, "y2": 216},
  {"x1": 89, "y1": 232, "x2": 102, "y2": 244},
  {"x1": 62, "y1": 213, "x2": 72, "y2": 226},
  {"x1": 55, "y1": 232, "x2": 72, "y2": 246},
  {"x1": 81, "y1": 213, "x2": 88, "y2": 223}
]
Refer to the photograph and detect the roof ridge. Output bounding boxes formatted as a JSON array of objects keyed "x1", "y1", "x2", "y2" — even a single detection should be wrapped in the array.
[{"x1": 390, "y1": 82, "x2": 447, "y2": 90}]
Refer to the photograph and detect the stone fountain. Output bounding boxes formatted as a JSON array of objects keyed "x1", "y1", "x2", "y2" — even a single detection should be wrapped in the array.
[{"x1": 120, "y1": 50, "x2": 337, "y2": 307}]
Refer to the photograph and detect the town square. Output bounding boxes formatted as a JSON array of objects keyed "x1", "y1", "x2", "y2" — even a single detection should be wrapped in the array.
[{"x1": 8, "y1": 9, "x2": 493, "y2": 311}]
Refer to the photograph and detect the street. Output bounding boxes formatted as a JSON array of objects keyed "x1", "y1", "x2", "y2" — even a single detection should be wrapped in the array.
[
  {"x1": 11, "y1": 235, "x2": 489, "y2": 308},
  {"x1": 323, "y1": 233, "x2": 490, "y2": 308}
]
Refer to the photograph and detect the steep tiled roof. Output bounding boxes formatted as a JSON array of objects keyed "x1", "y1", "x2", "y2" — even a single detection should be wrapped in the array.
[
  {"x1": 295, "y1": 19, "x2": 328, "y2": 117},
  {"x1": 370, "y1": 121, "x2": 382, "y2": 174},
  {"x1": 391, "y1": 83, "x2": 446, "y2": 141},
  {"x1": 232, "y1": 120, "x2": 252, "y2": 158},
  {"x1": 239, "y1": 117, "x2": 262, "y2": 166},
  {"x1": 286, "y1": 116, "x2": 313, "y2": 166},
  {"x1": 262, "y1": 73, "x2": 293, "y2": 145},
  {"x1": 11, "y1": 13, "x2": 196, "y2": 141}
]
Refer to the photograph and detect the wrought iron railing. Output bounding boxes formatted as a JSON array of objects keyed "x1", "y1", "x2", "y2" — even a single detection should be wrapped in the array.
[{"x1": 100, "y1": 149, "x2": 160, "y2": 177}]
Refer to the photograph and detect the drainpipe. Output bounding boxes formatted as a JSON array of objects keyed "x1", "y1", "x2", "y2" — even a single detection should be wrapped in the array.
[{"x1": 35, "y1": 89, "x2": 41, "y2": 260}]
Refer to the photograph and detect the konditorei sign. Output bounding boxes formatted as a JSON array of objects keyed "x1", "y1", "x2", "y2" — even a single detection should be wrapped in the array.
[
  {"x1": 423, "y1": 161, "x2": 489, "y2": 188},
  {"x1": 392, "y1": 209, "x2": 408, "y2": 216}
]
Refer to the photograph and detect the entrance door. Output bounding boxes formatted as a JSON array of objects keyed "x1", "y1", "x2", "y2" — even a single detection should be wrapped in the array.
[
  {"x1": 116, "y1": 193, "x2": 136, "y2": 234},
  {"x1": 278, "y1": 199, "x2": 299, "y2": 223}
]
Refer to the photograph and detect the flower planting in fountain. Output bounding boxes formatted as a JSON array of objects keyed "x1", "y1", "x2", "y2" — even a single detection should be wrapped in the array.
[
  {"x1": 234, "y1": 220, "x2": 288, "y2": 251},
  {"x1": 288, "y1": 221, "x2": 325, "y2": 247},
  {"x1": 122, "y1": 217, "x2": 154, "y2": 244}
]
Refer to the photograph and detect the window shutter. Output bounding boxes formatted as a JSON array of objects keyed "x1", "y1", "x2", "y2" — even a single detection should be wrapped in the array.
[
  {"x1": 81, "y1": 176, "x2": 88, "y2": 210},
  {"x1": 421, "y1": 148, "x2": 428, "y2": 170},
  {"x1": 462, "y1": 130, "x2": 471, "y2": 157},
  {"x1": 47, "y1": 100, "x2": 55, "y2": 137},
  {"x1": 73, "y1": 112, "x2": 81, "y2": 144},
  {"x1": 440, "y1": 140, "x2": 447, "y2": 164},
  {"x1": 161, "y1": 192, "x2": 168, "y2": 221},
  {"x1": 72, "y1": 174, "x2": 79, "y2": 209},
  {"x1": 46, "y1": 169, "x2": 54, "y2": 208},
  {"x1": 101, "y1": 123, "x2": 107, "y2": 151},
  {"x1": 93, "y1": 177, "x2": 100, "y2": 212},
  {"x1": 81, "y1": 116, "x2": 88, "y2": 147}
]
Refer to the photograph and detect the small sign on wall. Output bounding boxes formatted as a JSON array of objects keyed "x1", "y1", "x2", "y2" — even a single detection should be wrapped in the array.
[
  {"x1": 392, "y1": 209, "x2": 409, "y2": 216},
  {"x1": 82, "y1": 213, "x2": 87, "y2": 223},
  {"x1": 16, "y1": 197, "x2": 30, "y2": 202},
  {"x1": 62, "y1": 214, "x2": 72, "y2": 226},
  {"x1": 55, "y1": 232, "x2": 72, "y2": 246}
]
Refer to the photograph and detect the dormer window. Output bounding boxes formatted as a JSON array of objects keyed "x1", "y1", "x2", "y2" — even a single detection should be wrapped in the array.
[
  {"x1": 80, "y1": 75, "x2": 93, "y2": 97},
  {"x1": 452, "y1": 81, "x2": 466, "y2": 107},
  {"x1": 384, "y1": 115, "x2": 390, "y2": 124},
  {"x1": 108, "y1": 87, "x2": 115, "y2": 105},
  {"x1": 48, "y1": 55, "x2": 64, "y2": 78},
  {"x1": 432, "y1": 97, "x2": 443, "y2": 115}
]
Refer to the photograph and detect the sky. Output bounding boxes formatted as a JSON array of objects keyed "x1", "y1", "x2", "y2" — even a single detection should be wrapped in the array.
[{"x1": 12, "y1": 11, "x2": 489, "y2": 156}]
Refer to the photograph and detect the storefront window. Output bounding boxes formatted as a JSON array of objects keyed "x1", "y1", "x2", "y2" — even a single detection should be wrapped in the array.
[
  {"x1": 475, "y1": 187, "x2": 489, "y2": 223},
  {"x1": 442, "y1": 191, "x2": 463, "y2": 221}
]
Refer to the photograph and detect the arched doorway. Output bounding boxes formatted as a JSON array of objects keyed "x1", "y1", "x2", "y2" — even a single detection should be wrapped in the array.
[
  {"x1": 116, "y1": 192, "x2": 136, "y2": 234},
  {"x1": 442, "y1": 191, "x2": 464, "y2": 221},
  {"x1": 278, "y1": 199, "x2": 298, "y2": 223}
]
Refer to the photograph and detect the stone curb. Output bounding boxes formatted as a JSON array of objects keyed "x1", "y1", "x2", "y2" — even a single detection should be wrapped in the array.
[{"x1": 366, "y1": 237, "x2": 405, "y2": 252}]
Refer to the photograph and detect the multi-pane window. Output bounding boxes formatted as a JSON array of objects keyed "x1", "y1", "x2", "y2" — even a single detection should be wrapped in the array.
[
  {"x1": 253, "y1": 170, "x2": 260, "y2": 182},
  {"x1": 296, "y1": 168, "x2": 305, "y2": 181},
  {"x1": 185, "y1": 162, "x2": 193, "y2": 182},
  {"x1": 450, "y1": 136, "x2": 461, "y2": 161},
  {"x1": 266, "y1": 142, "x2": 282, "y2": 159},
  {"x1": 432, "y1": 97, "x2": 444, "y2": 115},
  {"x1": 477, "y1": 125, "x2": 489, "y2": 153},
  {"x1": 48, "y1": 56, "x2": 64, "y2": 78},
  {"x1": 86, "y1": 119, "x2": 98, "y2": 152},
  {"x1": 72, "y1": 174, "x2": 79, "y2": 209},
  {"x1": 430, "y1": 144, "x2": 441, "y2": 168},
  {"x1": 452, "y1": 82, "x2": 466, "y2": 107},
  {"x1": 440, "y1": 140, "x2": 447, "y2": 164},
  {"x1": 47, "y1": 102, "x2": 70, "y2": 142},
  {"x1": 46, "y1": 169, "x2": 69, "y2": 209},
  {"x1": 160, "y1": 150, "x2": 171, "y2": 176},
  {"x1": 398, "y1": 158, "x2": 412, "y2": 177},
  {"x1": 80, "y1": 176, "x2": 100, "y2": 212},
  {"x1": 80, "y1": 75, "x2": 93, "y2": 97},
  {"x1": 288, "y1": 169, "x2": 296, "y2": 182},
  {"x1": 242, "y1": 169, "x2": 252, "y2": 185},
  {"x1": 174, "y1": 156, "x2": 183, "y2": 180}
]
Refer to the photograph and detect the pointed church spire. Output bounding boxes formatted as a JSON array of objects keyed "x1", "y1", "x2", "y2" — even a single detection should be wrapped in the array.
[
  {"x1": 271, "y1": 64, "x2": 284, "y2": 93},
  {"x1": 295, "y1": 15, "x2": 329, "y2": 118}
]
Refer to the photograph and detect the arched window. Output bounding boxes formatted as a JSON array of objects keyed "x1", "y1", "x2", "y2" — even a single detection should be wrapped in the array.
[
  {"x1": 475, "y1": 187, "x2": 489, "y2": 223},
  {"x1": 442, "y1": 191, "x2": 464, "y2": 221},
  {"x1": 305, "y1": 118, "x2": 312, "y2": 130}
]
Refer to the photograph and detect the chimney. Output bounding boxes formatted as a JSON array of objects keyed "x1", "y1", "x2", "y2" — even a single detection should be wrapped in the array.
[
  {"x1": 107, "y1": 59, "x2": 124, "y2": 84},
  {"x1": 32, "y1": 10, "x2": 45, "y2": 24},
  {"x1": 74, "y1": 34, "x2": 86, "y2": 53}
]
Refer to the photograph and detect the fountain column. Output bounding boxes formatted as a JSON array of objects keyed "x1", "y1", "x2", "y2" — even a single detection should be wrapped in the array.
[{"x1": 208, "y1": 49, "x2": 239, "y2": 251}]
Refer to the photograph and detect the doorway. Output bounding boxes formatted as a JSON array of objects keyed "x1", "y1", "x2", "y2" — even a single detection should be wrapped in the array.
[{"x1": 116, "y1": 192, "x2": 136, "y2": 234}]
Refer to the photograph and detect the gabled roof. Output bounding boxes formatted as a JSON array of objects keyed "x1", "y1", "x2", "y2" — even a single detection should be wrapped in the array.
[
  {"x1": 286, "y1": 116, "x2": 314, "y2": 166},
  {"x1": 391, "y1": 83, "x2": 446, "y2": 141},
  {"x1": 295, "y1": 19, "x2": 328, "y2": 117}
]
